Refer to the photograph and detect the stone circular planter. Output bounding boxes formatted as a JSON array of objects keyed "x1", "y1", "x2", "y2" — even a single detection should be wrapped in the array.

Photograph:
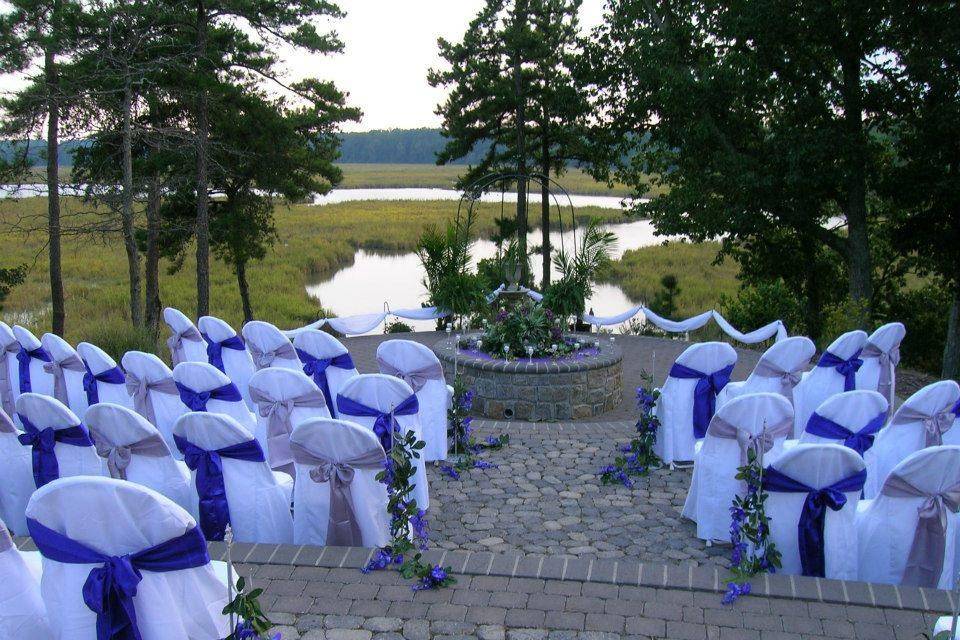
[{"x1": 433, "y1": 333, "x2": 623, "y2": 421}]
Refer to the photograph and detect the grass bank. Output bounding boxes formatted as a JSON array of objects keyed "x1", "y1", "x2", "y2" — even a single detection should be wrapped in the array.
[
  {"x1": 597, "y1": 241, "x2": 740, "y2": 319},
  {"x1": 0, "y1": 197, "x2": 622, "y2": 355}
]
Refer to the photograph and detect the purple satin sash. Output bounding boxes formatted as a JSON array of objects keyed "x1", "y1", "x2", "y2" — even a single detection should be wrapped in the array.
[
  {"x1": 336, "y1": 393, "x2": 419, "y2": 452},
  {"x1": 174, "y1": 434, "x2": 265, "y2": 541},
  {"x1": 668, "y1": 362, "x2": 733, "y2": 438},
  {"x1": 762, "y1": 466, "x2": 866, "y2": 577},
  {"x1": 17, "y1": 414, "x2": 94, "y2": 488},
  {"x1": 175, "y1": 381, "x2": 243, "y2": 412},
  {"x1": 17, "y1": 346, "x2": 51, "y2": 394},
  {"x1": 805, "y1": 411, "x2": 885, "y2": 455},
  {"x1": 201, "y1": 332, "x2": 246, "y2": 373},
  {"x1": 27, "y1": 517, "x2": 209, "y2": 640},
  {"x1": 83, "y1": 363, "x2": 126, "y2": 406},
  {"x1": 816, "y1": 349, "x2": 863, "y2": 392},
  {"x1": 297, "y1": 349, "x2": 355, "y2": 413}
]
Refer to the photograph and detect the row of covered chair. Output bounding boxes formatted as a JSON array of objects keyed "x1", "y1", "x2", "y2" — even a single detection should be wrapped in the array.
[{"x1": 655, "y1": 324, "x2": 905, "y2": 464}]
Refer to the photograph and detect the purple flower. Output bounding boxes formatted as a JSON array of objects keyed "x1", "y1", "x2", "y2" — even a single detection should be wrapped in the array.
[
  {"x1": 439, "y1": 464, "x2": 460, "y2": 480},
  {"x1": 473, "y1": 459, "x2": 498, "y2": 469},
  {"x1": 722, "y1": 581, "x2": 751, "y2": 605},
  {"x1": 430, "y1": 565, "x2": 448, "y2": 582}
]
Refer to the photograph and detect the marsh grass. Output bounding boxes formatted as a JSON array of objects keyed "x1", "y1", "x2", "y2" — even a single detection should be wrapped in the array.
[
  {"x1": 597, "y1": 241, "x2": 741, "y2": 319},
  {"x1": 0, "y1": 196, "x2": 623, "y2": 356}
]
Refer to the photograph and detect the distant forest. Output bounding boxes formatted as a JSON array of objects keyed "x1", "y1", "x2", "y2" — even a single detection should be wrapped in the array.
[{"x1": 0, "y1": 128, "x2": 490, "y2": 167}]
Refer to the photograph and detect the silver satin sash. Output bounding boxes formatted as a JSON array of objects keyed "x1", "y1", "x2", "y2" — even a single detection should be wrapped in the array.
[
  {"x1": 166, "y1": 326, "x2": 203, "y2": 366},
  {"x1": 0, "y1": 408, "x2": 16, "y2": 433},
  {"x1": 290, "y1": 441, "x2": 385, "y2": 546},
  {"x1": 862, "y1": 342, "x2": 900, "y2": 408},
  {"x1": 248, "y1": 341, "x2": 298, "y2": 370},
  {"x1": 0, "y1": 520, "x2": 11, "y2": 552},
  {"x1": 751, "y1": 359, "x2": 803, "y2": 403},
  {"x1": 882, "y1": 473, "x2": 960, "y2": 588},
  {"x1": 92, "y1": 432, "x2": 170, "y2": 480},
  {"x1": 376, "y1": 357, "x2": 445, "y2": 393},
  {"x1": 892, "y1": 405, "x2": 954, "y2": 447},
  {"x1": 43, "y1": 353, "x2": 85, "y2": 405},
  {"x1": 125, "y1": 371, "x2": 179, "y2": 426},
  {"x1": 708, "y1": 415, "x2": 793, "y2": 466},
  {"x1": 249, "y1": 386, "x2": 327, "y2": 469},
  {"x1": 0, "y1": 341, "x2": 19, "y2": 417}
]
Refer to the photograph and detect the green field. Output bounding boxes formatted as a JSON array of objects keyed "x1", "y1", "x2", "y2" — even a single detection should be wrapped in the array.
[
  {"x1": 597, "y1": 241, "x2": 740, "y2": 319},
  {"x1": 0, "y1": 196, "x2": 626, "y2": 356}
]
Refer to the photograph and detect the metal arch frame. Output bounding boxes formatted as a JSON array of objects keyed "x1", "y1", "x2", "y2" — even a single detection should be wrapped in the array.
[{"x1": 454, "y1": 172, "x2": 580, "y2": 264}]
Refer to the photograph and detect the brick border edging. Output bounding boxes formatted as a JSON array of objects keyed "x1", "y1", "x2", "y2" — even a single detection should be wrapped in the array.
[{"x1": 16, "y1": 536, "x2": 950, "y2": 615}]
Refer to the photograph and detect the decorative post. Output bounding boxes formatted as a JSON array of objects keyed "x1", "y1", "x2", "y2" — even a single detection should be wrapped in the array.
[{"x1": 225, "y1": 523, "x2": 235, "y2": 632}]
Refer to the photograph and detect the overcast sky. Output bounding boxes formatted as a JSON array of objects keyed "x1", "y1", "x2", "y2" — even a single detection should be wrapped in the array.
[{"x1": 289, "y1": 1, "x2": 607, "y2": 132}]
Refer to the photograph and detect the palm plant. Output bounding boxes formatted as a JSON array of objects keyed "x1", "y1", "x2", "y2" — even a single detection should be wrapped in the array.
[{"x1": 543, "y1": 218, "x2": 617, "y2": 323}]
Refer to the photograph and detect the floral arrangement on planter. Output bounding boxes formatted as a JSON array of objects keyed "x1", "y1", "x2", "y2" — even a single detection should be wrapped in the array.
[
  {"x1": 440, "y1": 375, "x2": 509, "y2": 480},
  {"x1": 599, "y1": 373, "x2": 661, "y2": 487},
  {"x1": 724, "y1": 445, "x2": 781, "y2": 605},
  {"x1": 361, "y1": 422, "x2": 455, "y2": 591},
  {"x1": 458, "y1": 299, "x2": 598, "y2": 360}
]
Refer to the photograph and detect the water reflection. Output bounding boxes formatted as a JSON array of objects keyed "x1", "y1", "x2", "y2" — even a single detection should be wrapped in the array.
[{"x1": 305, "y1": 219, "x2": 676, "y2": 333}]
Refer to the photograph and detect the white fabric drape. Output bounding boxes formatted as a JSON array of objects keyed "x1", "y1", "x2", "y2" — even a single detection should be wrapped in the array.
[{"x1": 582, "y1": 306, "x2": 787, "y2": 345}]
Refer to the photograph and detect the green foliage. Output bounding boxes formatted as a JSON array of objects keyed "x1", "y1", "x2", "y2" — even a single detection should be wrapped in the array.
[
  {"x1": 222, "y1": 575, "x2": 273, "y2": 639},
  {"x1": 647, "y1": 275, "x2": 680, "y2": 318},
  {"x1": 544, "y1": 218, "x2": 617, "y2": 321},
  {"x1": 416, "y1": 209, "x2": 488, "y2": 324},
  {"x1": 0, "y1": 264, "x2": 26, "y2": 313},
  {"x1": 883, "y1": 284, "x2": 950, "y2": 375},
  {"x1": 85, "y1": 323, "x2": 163, "y2": 362},
  {"x1": 598, "y1": 373, "x2": 660, "y2": 487},
  {"x1": 472, "y1": 299, "x2": 573, "y2": 359},
  {"x1": 385, "y1": 320, "x2": 413, "y2": 333},
  {"x1": 819, "y1": 298, "x2": 874, "y2": 352},
  {"x1": 719, "y1": 281, "x2": 806, "y2": 340}
]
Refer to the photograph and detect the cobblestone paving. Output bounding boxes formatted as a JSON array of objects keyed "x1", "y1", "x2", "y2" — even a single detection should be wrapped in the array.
[
  {"x1": 238, "y1": 563, "x2": 945, "y2": 640},
  {"x1": 424, "y1": 420, "x2": 725, "y2": 567}
]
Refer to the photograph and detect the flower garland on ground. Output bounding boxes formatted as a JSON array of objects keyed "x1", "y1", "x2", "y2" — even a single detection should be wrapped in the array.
[
  {"x1": 362, "y1": 421, "x2": 455, "y2": 591},
  {"x1": 439, "y1": 376, "x2": 509, "y2": 480},
  {"x1": 723, "y1": 445, "x2": 781, "y2": 605},
  {"x1": 598, "y1": 371, "x2": 661, "y2": 487}
]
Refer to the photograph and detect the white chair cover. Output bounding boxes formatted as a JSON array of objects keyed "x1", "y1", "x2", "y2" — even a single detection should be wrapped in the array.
[
  {"x1": 290, "y1": 417, "x2": 389, "y2": 547},
  {"x1": 25, "y1": 476, "x2": 230, "y2": 640},
  {"x1": 76, "y1": 341, "x2": 133, "y2": 411},
  {"x1": 0, "y1": 408, "x2": 34, "y2": 535},
  {"x1": 0, "y1": 517, "x2": 52, "y2": 640},
  {"x1": 856, "y1": 446, "x2": 960, "y2": 589},
  {"x1": 682, "y1": 392, "x2": 793, "y2": 541},
  {"x1": 792, "y1": 330, "x2": 868, "y2": 438},
  {"x1": 173, "y1": 412, "x2": 293, "y2": 544},
  {"x1": 377, "y1": 339, "x2": 449, "y2": 462},
  {"x1": 172, "y1": 361, "x2": 257, "y2": 433},
  {"x1": 293, "y1": 330, "x2": 358, "y2": 418},
  {"x1": 935, "y1": 618, "x2": 960, "y2": 639},
  {"x1": 864, "y1": 380, "x2": 960, "y2": 499},
  {"x1": 247, "y1": 367, "x2": 331, "y2": 472},
  {"x1": 765, "y1": 443, "x2": 864, "y2": 579},
  {"x1": 0, "y1": 321, "x2": 21, "y2": 418},
  {"x1": 653, "y1": 341, "x2": 738, "y2": 464},
  {"x1": 13, "y1": 325, "x2": 56, "y2": 398},
  {"x1": 337, "y1": 374, "x2": 430, "y2": 509},
  {"x1": 120, "y1": 351, "x2": 187, "y2": 457},
  {"x1": 241, "y1": 320, "x2": 302, "y2": 371},
  {"x1": 163, "y1": 307, "x2": 208, "y2": 365},
  {"x1": 856, "y1": 322, "x2": 905, "y2": 411},
  {"x1": 40, "y1": 333, "x2": 88, "y2": 418},
  {"x1": 799, "y1": 390, "x2": 888, "y2": 457},
  {"x1": 198, "y1": 315, "x2": 257, "y2": 411},
  {"x1": 717, "y1": 336, "x2": 815, "y2": 408},
  {"x1": 84, "y1": 403, "x2": 193, "y2": 514},
  {"x1": 15, "y1": 393, "x2": 105, "y2": 486}
]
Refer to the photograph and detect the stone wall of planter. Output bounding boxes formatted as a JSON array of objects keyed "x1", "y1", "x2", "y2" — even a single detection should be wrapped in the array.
[{"x1": 433, "y1": 333, "x2": 623, "y2": 421}]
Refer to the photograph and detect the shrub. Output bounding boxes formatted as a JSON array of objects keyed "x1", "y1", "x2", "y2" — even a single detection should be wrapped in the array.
[
  {"x1": 882, "y1": 283, "x2": 949, "y2": 375},
  {"x1": 87, "y1": 323, "x2": 164, "y2": 361},
  {"x1": 385, "y1": 320, "x2": 413, "y2": 333},
  {"x1": 719, "y1": 280, "x2": 806, "y2": 338}
]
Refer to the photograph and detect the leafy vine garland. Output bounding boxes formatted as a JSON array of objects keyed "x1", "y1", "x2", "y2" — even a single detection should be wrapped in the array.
[
  {"x1": 362, "y1": 422, "x2": 455, "y2": 591},
  {"x1": 724, "y1": 446, "x2": 781, "y2": 604},
  {"x1": 439, "y1": 376, "x2": 509, "y2": 480},
  {"x1": 599, "y1": 371, "x2": 661, "y2": 487}
]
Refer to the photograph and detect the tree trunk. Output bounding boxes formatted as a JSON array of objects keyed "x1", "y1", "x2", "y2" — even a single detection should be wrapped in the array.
[
  {"x1": 194, "y1": 1, "x2": 210, "y2": 318},
  {"x1": 942, "y1": 283, "x2": 960, "y2": 379},
  {"x1": 144, "y1": 174, "x2": 162, "y2": 335},
  {"x1": 512, "y1": 0, "x2": 529, "y2": 286},
  {"x1": 45, "y1": 46, "x2": 65, "y2": 336},
  {"x1": 540, "y1": 139, "x2": 551, "y2": 289},
  {"x1": 121, "y1": 79, "x2": 143, "y2": 327},
  {"x1": 839, "y1": 46, "x2": 872, "y2": 320},
  {"x1": 236, "y1": 260, "x2": 253, "y2": 323}
]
